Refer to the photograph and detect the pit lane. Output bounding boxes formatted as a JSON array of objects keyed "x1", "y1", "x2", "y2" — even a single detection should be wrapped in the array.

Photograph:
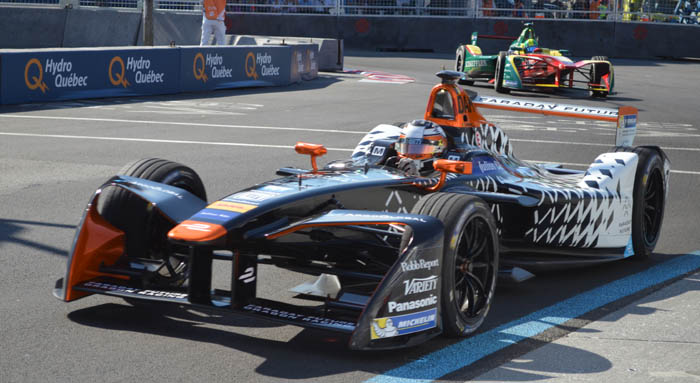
[{"x1": 1, "y1": 53, "x2": 699, "y2": 383}]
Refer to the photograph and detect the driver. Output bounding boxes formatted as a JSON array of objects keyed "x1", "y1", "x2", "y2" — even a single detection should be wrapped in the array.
[{"x1": 386, "y1": 119, "x2": 447, "y2": 176}]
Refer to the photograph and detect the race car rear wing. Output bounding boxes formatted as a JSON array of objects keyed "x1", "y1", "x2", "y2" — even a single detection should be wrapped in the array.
[{"x1": 472, "y1": 95, "x2": 638, "y2": 147}]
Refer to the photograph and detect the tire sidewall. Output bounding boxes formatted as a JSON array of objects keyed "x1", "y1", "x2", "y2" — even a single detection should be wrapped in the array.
[
  {"x1": 441, "y1": 199, "x2": 500, "y2": 336},
  {"x1": 631, "y1": 149, "x2": 665, "y2": 259}
]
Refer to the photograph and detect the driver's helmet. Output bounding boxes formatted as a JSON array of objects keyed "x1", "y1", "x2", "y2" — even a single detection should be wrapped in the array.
[
  {"x1": 523, "y1": 38, "x2": 537, "y2": 51},
  {"x1": 396, "y1": 119, "x2": 447, "y2": 160}
]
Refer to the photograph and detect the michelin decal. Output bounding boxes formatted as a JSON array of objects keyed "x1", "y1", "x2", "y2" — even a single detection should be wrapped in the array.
[{"x1": 371, "y1": 308, "x2": 437, "y2": 340}]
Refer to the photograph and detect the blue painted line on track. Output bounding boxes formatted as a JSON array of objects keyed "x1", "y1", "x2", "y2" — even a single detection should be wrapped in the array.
[{"x1": 366, "y1": 251, "x2": 700, "y2": 383}]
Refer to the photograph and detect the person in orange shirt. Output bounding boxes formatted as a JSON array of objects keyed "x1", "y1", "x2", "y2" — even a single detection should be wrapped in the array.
[
  {"x1": 200, "y1": 0, "x2": 227, "y2": 45},
  {"x1": 589, "y1": 0, "x2": 600, "y2": 18}
]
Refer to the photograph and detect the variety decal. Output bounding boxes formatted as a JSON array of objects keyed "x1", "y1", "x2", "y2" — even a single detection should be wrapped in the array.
[
  {"x1": 371, "y1": 308, "x2": 437, "y2": 339},
  {"x1": 208, "y1": 200, "x2": 257, "y2": 213},
  {"x1": 400, "y1": 258, "x2": 439, "y2": 272},
  {"x1": 246, "y1": 51, "x2": 280, "y2": 80},
  {"x1": 109, "y1": 55, "x2": 165, "y2": 88},
  {"x1": 387, "y1": 295, "x2": 438, "y2": 313},
  {"x1": 193, "y1": 52, "x2": 234, "y2": 83},
  {"x1": 403, "y1": 275, "x2": 438, "y2": 295},
  {"x1": 25, "y1": 57, "x2": 88, "y2": 93}
]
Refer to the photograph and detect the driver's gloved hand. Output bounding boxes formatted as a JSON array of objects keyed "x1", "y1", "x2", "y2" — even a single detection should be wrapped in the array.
[{"x1": 397, "y1": 157, "x2": 420, "y2": 176}]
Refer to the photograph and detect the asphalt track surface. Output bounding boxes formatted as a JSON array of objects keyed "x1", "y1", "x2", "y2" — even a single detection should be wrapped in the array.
[{"x1": 1, "y1": 52, "x2": 699, "y2": 383}]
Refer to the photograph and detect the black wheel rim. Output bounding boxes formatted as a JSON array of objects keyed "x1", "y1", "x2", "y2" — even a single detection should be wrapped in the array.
[
  {"x1": 453, "y1": 216, "x2": 496, "y2": 325},
  {"x1": 643, "y1": 167, "x2": 664, "y2": 246}
]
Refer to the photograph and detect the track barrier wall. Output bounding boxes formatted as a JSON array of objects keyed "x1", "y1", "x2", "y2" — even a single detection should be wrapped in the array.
[
  {"x1": 1, "y1": 7, "x2": 698, "y2": 58},
  {"x1": 0, "y1": 45, "x2": 318, "y2": 105}
]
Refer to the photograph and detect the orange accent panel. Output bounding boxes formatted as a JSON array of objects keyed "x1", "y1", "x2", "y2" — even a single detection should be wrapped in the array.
[
  {"x1": 168, "y1": 220, "x2": 227, "y2": 242},
  {"x1": 424, "y1": 84, "x2": 486, "y2": 129},
  {"x1": 472, "y1": 102, "x2": 619, "y2": 122},
  {"x1": 208, "y1": 200, "x2": 257, "y2": 213},
  {"x1": 434, "y1": 159, "x2": 473, "y2": 175},
  {"x1": 295, "y1": 142, "x2": 327, "y2": 172},
  {"x1": 65, "y1": 203, "x2": 126, "y2": 301},
  {"x1": 618, "y1": 106, "x2": 638, "y2": 116},
  {"x1": 266, "y1": 222, "x2": 406, "y2": 240}
]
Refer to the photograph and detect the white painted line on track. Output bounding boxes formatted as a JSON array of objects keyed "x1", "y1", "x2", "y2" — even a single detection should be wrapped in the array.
[
  {"x1": 2, "y1": 131, "x2": 699, "y2": 176},
  {"x1": 1, "y1": 115, "x2": 698, "y2": 152},
  {"x1": 0, "y1": 132, "x2": 355, "y2": 152},
  {"x1": 0, "y1": 115, "x2": 367, "y2": 135}
]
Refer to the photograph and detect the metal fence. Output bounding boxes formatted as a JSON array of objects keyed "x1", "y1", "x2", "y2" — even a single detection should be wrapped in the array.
[{"x1": 1, "y1": 0, "x2": 697, "y2": 23}]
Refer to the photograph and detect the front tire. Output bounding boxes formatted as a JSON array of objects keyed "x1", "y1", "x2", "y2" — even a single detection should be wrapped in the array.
[
  {"x1": 456, "y1": 46, "x2": 475, "y2": 85},
  {"x1": 99, "y1": 158, "x2": 207, "y2": 284},
  {"x1": 494, "y1": 51, "x2": 510, "y2": 94},
  {"x1": 409, "y1": 193, "x2": 499, "y2": 337},
  {"x1": 589, "y1": 57, "x2": 610, "y2": 98},
  {"x1": 615, "y1": 147, "x2": 667, "y2": 260}
]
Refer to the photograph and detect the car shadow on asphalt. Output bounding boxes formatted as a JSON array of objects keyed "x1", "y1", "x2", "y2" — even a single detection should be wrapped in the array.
[
  {"x1": 0, "y1": 218, "x2": 73, "y2": 257},
  {"x1": 63, "y1": 252, "x2": 692, "y2": 380}
]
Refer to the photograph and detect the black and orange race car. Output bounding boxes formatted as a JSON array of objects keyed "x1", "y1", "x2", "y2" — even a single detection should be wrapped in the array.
[{"x1": 54, "y1": 71, "x2": 669, "y2": 350}]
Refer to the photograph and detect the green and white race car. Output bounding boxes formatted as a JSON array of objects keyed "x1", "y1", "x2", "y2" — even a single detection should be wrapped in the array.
[{"x1": 455, "y1": 23, "x2": 613, "y2": 98}]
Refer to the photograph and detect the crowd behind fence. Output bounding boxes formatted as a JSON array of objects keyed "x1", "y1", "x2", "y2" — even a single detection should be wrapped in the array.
[{"x1": 1, "y1": 0, "x2": 697, "y2": 23}]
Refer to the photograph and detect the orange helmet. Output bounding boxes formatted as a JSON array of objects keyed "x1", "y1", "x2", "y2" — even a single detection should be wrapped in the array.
[{"x1": 396, "y1": 119, "x2": 447, "y2": 160}]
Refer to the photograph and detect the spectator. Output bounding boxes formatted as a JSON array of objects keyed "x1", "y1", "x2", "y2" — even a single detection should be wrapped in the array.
[
  {"x1": 200, "y1": 0, "x2": 226, "y2": 45},
  {"x1": 589, "y1": 0, "x2": 600, "y2": 18}
]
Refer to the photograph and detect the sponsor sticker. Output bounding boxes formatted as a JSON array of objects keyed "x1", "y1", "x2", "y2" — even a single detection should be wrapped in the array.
[
  {"x1": 224, "y1": 190, "x2": 279, "y2": 204},
  {"x1": 259, "y1": 184, "x2": 293, "y2": 193},
  {"x1": 400, "y1": 258, "x2": 439, "y2": 272},
  {"x1": 24, "y1": 57, "x2": 90, "y2": 94},
  {"x1": 208, "y1": 200, "x2": 257, "y2": 213},
  {"x1": 403, "y1": 275, "x2": 438, "y2": 295},
  {"x1": 387, "y1": 295, "x2": 438, "y2": 313},
  {"x1": 242, "y1": 304, "x2": 356, "y2": 331},
  {"x1": 371, "y1": 308, "x2": 437, "y2": 340},
  {"x1": 192, "y1": 208, "x2": 238, "y2": 222},
  {"x1": 109, "y1": 56, "x2": 166, "y2": 88}
]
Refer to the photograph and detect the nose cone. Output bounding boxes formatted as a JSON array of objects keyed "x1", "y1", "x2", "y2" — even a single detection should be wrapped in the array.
[{"x1": 168, "y1": 220, "x2": 227, "y2": 243}]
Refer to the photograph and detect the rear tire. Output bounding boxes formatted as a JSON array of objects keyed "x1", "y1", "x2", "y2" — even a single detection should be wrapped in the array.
[
  {"x1": 408, "y1": 193, "x2": 499, "y2": 337},
  {"x1": 99, "y1": 158, "x2": 207, "y2": 284},
  {"x1": 614, "y1": 147, "x2": 666, "y2": 260},
  {"x1": 494, "y1": 51, "x2": 510, "y2": 94},
  {"x1": 589, "y1": 57, "x2": 610, "y2": 98}
]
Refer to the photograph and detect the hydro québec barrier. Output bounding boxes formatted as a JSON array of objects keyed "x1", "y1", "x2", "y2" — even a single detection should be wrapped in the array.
[{"x1": 0, "y1": 44, "x2": 318, "y2": 105}]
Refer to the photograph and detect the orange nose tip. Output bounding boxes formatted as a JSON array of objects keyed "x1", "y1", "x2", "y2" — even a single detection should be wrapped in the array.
[{"x1": 168, "y1": 220, "x2": 227, "y2": 242}]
